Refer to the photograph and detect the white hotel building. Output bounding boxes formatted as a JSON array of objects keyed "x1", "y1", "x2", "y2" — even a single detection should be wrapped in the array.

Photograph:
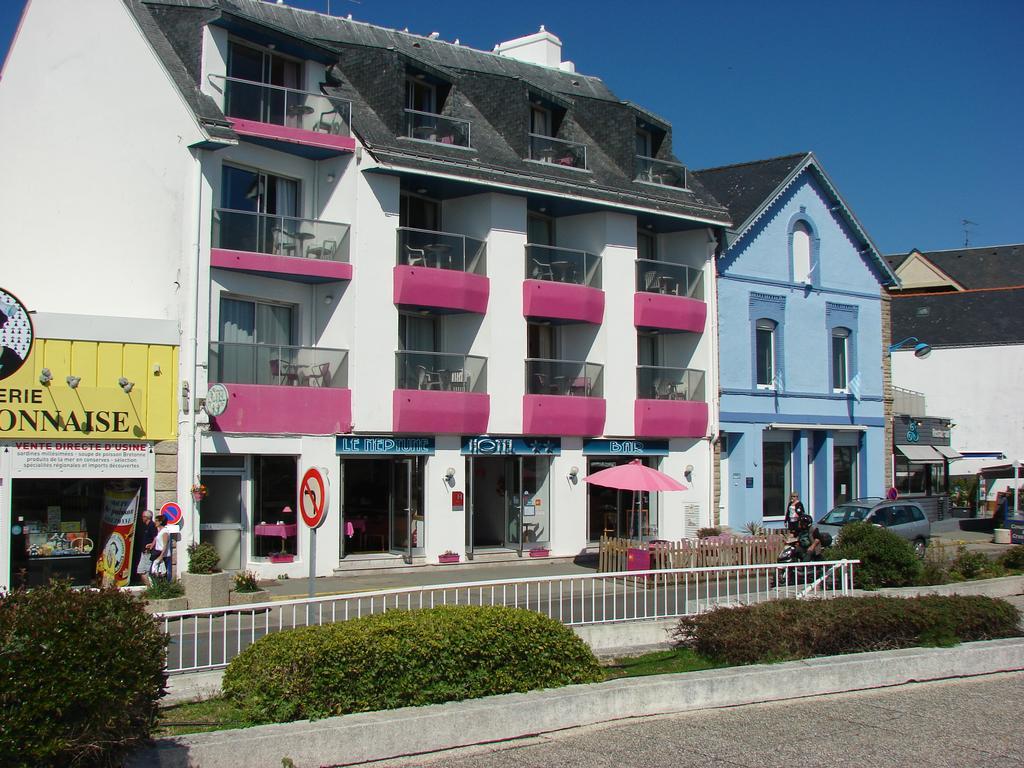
[{"x1": 0, "y1": 0, "x2": 730, "y2": 578}]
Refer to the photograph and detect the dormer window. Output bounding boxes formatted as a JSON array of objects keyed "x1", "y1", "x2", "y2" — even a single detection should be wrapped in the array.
[
  {"x1": 531, "y1": 105, "x2": 552, "y2": 137},
  {"x1": 403, "y1": 73, "x2": 471, "y2": 147},
  {"x1": 526, "y1": 97, "x2": 586, "y2": 170},
  {"x1": 406, "y1": 77, "x2": 436, "y2": 113},
  {"x1": 635, "y1": 129, "x2": 653, "y2": 158}
]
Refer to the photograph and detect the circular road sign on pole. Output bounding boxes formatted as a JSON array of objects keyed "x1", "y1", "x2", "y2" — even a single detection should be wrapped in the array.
[
  {"x1": 299, "y1": 467, "x2": 329, "y2": 529},
  {"x1": 160, "y1": 501, "x2": 183, "y2": 528}
]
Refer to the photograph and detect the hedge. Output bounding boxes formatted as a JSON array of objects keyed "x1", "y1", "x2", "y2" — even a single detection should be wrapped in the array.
[
  {"x1": 222, "y1": 605, "x2": 603, "y2": 723},
  {"x1": 0, "y1": 582, "x2": 167, "y2": 768},
  {"x1": 829, "y1": 521, "x2": 923, "y2": 589},
  {"x1": 673, "y1": 595, "x2": 1021, "y2": 666}
]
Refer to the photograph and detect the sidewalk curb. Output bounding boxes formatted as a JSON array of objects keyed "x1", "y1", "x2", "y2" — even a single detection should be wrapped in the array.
[{"x1": 133, "y1": 637, "x2": 1024, "y2": 768}]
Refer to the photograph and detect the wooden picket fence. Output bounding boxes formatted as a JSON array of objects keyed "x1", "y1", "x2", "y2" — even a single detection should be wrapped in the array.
[{"x1": 598, "y1": 534, "x2": 789, "y2": 573}]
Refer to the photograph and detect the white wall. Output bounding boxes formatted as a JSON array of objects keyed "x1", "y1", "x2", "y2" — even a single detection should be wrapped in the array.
[
  {"x1": 892, "y1": 344, "x2": 1024, "y2": 472},
  {"x1": 0, "y1": 0, "x2": 204, "y2": 321}
]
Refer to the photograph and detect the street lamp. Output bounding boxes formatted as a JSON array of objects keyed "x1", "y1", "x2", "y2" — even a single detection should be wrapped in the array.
[{"x1": 888, "y1": 336, "x2": 931, "y2": 358}]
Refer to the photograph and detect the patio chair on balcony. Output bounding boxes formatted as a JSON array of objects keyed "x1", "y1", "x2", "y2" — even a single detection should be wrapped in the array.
[
  {"x1": 307, "y1": 362, "x2": 332, "y2": 388},
  {"x1": 404, "y1": 245, "x2": 427, "y2": 267},
  {"x1": 653, "y1": 378, "x2": 677, "y2": 400},
  {"x1": 643, "y1": 270, "x2": 660, "y2": 292},
  {"x1": 416, "y1": 365, "x2": 444, "y2": 391},
  {"x1": 447, "y1": 369, "x2": 470, "y2": 392},
  {"x1": 316, "y1": 108, "x2": 343, "y2": 135},
  {"x1": 569, "y1": 377, "x2": 591, "y2": 396},
  {"x1": 531, "y1": 259, "x2": 555, "y2": 281},
  {"x1": 269, "y1": 358, "x2": 298, "y2": 386},
  {"x1": 307, "y1": 239, "x2": 337, "y2": 260}
]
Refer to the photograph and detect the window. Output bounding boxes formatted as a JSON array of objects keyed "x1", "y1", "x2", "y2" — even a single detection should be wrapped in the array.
[
  {"x1": 399, "y1": 313, "x2": 439, "y2": 352},
  {"x1": 894, "y1": 456, "x2": 928, "y2": 495},
  {"x1": 637, "y1": 230, "x2": 656, "y2": 261},
  {"x1": 215, "y1": 296, "x2": 296, "y2": 385},
  {"x1": 791, "y1": 220, "x2": 812, "y2": 283},
  {"x1": 527, "y1": 323, "x2": 556, "y2": 359},
  {"x1": 252, "y1": 456, "x2": 298, "y2": 557},
  {"x1": 219, "y1": 165, "x2": 300, "y2": 255},
  {"x1": 399, "y1": 192, "x2": 440, "y2": 230},
  {"x1": 226, "y1": 41, "x2": 302, "y2": 126},
  {"x1": 635, "y1": 129, "x2": 653, "y2": 158},
  {"x1": 527, "y1": 212, "x2": 554, "y2": 246},
  {"x1": 832, "y1": 327, "x2": 850, "y2": 391},
  {"x1": 530, "y1": 105, "x2": 552, "y2": 136},
  {"x1": 405, "y1": 77, "x2": 436, "y2": 113},
  {"x1": 755, "y1": 319, "x2": 776, "y2": 388},
  {"x1": 762, "y1": 440, "x2": 792, "y2": 520}
]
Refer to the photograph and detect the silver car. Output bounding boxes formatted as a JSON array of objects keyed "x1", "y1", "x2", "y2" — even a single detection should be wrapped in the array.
[{"x1": 817, "y1": 498, "x2": 931, "y2": 556}]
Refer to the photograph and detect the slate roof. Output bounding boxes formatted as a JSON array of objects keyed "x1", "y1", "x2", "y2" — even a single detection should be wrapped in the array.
[
  {"x1": 130, "y1": 0, "x2": 730, "y2": 225},
  {"x1": 890, "y1": 286, "x2": 1024, "y2": 348},
  {"x1": 691, "y1": 153, "x2": 808, "y2": 232},
  {"x1": 885, "y1": 244, "x2": 1024, "y2": 290}
]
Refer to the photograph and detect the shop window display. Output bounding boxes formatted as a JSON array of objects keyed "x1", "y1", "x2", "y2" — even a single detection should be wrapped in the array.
[
  {"x1": 10, "y1": 478, "x2": 148, "y2": 588},
  {"x1": 253, "y1": 455, "x2": 298, "y2": 558}
]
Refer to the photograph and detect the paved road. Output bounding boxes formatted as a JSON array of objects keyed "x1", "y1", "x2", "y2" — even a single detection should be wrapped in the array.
[{"x1": 371, "y1": 673, "x2": 1024, "y2": 768}]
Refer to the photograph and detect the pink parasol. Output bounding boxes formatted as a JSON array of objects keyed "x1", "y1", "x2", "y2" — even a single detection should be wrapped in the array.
[
  {"x1": 583, "y1": 459, "x2": 687, "y2": 492},
  {"x1": 584, "y1": 460, "x2": 686, "y2": 541}
]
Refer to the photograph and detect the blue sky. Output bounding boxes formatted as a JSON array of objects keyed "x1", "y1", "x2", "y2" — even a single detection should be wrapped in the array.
[{"x1": 2, "y1": 0, "x2": 1022, "y2": 254}]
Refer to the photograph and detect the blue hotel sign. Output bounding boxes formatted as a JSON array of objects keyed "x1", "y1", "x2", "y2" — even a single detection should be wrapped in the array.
[
  {"x1": 336, "y1": 436, "x2": 435, "y2": 455},
  {"x1": 583, "y1": 439, "x2": 669, "y2": 456},
  {"x1": 461, "y1": 437, "x2": 561, "y2": 456}
]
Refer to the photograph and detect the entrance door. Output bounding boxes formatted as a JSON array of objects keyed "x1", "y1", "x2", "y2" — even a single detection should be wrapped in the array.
[
  {"x1": 833, "y1": 445, "x2": 856, "y2": 506},
  {"x1": 466, "y1": 457, "x2": 522, "y2": 556},
  {"x1": 199, "y1": 472, "x2": 245, "y2": 571},
  {"x1": 390, "y1": 459, "x2": 413, "y2": 563},
  {"x1": 762, "y1": 441, "x2": 791, "y2": 520}
]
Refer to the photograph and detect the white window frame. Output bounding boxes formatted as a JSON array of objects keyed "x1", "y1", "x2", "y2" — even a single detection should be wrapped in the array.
[
  {"x1": 831, "y1": 327, "x2": 850, "y2": 392},
  {"x1": 755, "y1": 319, "x2": 776, "y2": 390}
]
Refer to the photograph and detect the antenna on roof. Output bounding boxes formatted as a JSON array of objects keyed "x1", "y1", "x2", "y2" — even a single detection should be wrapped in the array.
[{"x1": 961, "y1": 219, "x2": 978, "y2": 247}]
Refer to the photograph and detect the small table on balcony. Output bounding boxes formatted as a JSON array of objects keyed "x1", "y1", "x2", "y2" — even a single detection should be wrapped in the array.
[
  {"x1": 287, "y1": 104, "x2": 315, "y2": 128},
  {"x1": 425, "y1": 243, "x2": 453, "y2": 269},
  {"x1": 658, "y1": 276, "x2": 679, "y2": 295},
  {"x1": 551, "y1": 261, "x2": 574, "y2": 282},
  {"x1": 293, "y1": 231, "x2": 316, "y2": 258}
]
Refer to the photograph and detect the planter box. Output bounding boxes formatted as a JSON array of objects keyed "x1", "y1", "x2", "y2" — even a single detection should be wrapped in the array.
[
  {"x1": 269, "y1": 553, "x2": 295, "y2": 564},
  {"x1": 181, "y1": 571, "x2": 232, "y2": 609},
  {"x1": 528, "y1": 548, "x2": 550, "y2": 558},
  {"x1": 438, "y1": 554, "x2": 460, "y2": 564},
  {"x1": 229, "y1": 589, "x2": 271, "y2": 606},
  {"x1": 144, "y1": 596, "x2": 188, "y2": 614}
]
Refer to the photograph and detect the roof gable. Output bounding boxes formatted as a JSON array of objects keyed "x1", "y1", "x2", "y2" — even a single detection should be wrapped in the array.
[
  {"x1": 894, "y1": 250, "x2": 964, "y2": 291},
  {"x1": 888, "y1": 244, "x2": 1024, "y2": 291}
]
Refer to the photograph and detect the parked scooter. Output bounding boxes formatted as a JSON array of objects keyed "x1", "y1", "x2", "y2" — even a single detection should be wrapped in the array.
[{"x1": 771, "y1": 514, "x2": 831, "y2": 588}]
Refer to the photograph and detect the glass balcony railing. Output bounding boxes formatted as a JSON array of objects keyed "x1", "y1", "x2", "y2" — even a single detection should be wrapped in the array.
[
  {"x1": 404, "y1": 109, "x2": 472, "y2": 148},
  {"x1": 635, "y1": 259, "x2": 704, "y2": 300},
  {"x1": 209, "y1": 75, "x2": 352, "y2": 136},
  {"x1": 525, "y1": 244, "x2": 601, "y2": 288},
  {"x1": 528, "y1": 133, "x2": 588, "y2": 170},
  {"x1": 397, "y1": 228, "x2": 486, "y2": 274},
  {"x1": 636, "y1": 366, "x2": 705, "y2": 401},
  {"x1": 209, "y1": 342, "x2": 349, "y2": 388},
  {"x1": 212, "y1": 209, "x2": 350, "y2": 262},
  {"x1": 526, "y1": 359, "x2": 604, "y2": 397},
  {"x1": 395, "y1": 351, "x2": 487, "y2": 393},
  {"x1": 635, "y1": 156, "x2": 687, "y2": 189}
]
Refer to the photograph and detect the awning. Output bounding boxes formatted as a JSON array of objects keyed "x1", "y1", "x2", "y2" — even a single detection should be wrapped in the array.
[
  {"x1": 766, "y1": 423, "x2": 868, "y2": 432},
  {"x1": 935, "y1": 445, "x2": 962, "y2": 460},
  {"x1": 896, "y1": 444, "x2": 944, "y2": 463}
]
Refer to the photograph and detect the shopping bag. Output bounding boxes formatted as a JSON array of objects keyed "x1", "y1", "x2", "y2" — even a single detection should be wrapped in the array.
[{"x1": 150, "y1": 558, "x2": 167, "y2": 577}]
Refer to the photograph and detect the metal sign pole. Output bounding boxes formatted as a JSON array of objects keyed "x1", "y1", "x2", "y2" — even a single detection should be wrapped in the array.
[{"x1": 309, "y1": 526, "x2": 317, "y2": 599}]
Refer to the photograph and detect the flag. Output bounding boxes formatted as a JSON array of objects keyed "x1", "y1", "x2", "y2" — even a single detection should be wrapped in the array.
[
  {"x1": 848, "y1": 372, "x2": 862, "y2": 402},
  {"x1": 772, "y1": 369, "x2": 785, "y2": 393},
  {"x1": 95, "y1": 486, "x2": 140, "y2": 588}
]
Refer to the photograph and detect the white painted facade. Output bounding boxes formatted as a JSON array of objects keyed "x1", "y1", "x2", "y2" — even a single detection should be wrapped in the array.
[{"x1": 1, "y1": 0, "x2": 721, "y2": 581}]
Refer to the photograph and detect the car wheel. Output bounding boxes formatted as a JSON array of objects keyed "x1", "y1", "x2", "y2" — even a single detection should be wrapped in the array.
[{"x1": 913, "y1": 538, "x2": 927, "y2": 558}]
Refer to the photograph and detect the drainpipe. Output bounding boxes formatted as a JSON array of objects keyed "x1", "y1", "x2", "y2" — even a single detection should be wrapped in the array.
[{"x1": 182, "y1": 149, "x2": 205, "y2": 557}]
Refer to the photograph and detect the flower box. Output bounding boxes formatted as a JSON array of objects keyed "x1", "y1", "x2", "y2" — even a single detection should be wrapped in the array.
[
  {"x1": 438, "y1": 554, "x2": 460, "y2": 564},
  {"x1": 528, "y1": 548, "x2": 550, "y2": 558},
  {"x1": 269, "y1": 553, "x2": 295, "y2": 564},
  {"x1": 229, "y1": 589, "x2": 272, "y2": 606}
]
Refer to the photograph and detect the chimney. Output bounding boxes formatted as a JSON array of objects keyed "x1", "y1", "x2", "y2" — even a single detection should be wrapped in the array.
[{"x1": 494, "y1": 25, "x2": 574, "y2": 71}]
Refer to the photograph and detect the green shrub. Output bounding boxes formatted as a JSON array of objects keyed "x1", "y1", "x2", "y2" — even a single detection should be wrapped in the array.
[
  {"x1": 186, "y1": 541, "x2": 221, "y2": 574},
  {"x1": 0, "y1": 581, "x2": 167, "y2": 768},
  {"x1": 948, "y1": 546, "x2": 1005, "y2": 581},
  {"x1": 144, "y1": 578, "x2": 185, "y2": 600},
  {"x1": 696, "y1": 527, "x2": 721, "y2": 539},
  {"x1": 673, "y1": 595, "x2": 1020, "y2": 666},
  {"x1": 222, "y1": 605, "x2": 602, "y2": 723},
  {"x1": 1000, "y1": 545, "x2": 1024, "y2": 571},
  {"x1": 830, "y1": 521, "x2": 923, "y2": 589},
  {"x1": 232, "y1": 571, "x2": 261, "y2": 593}
]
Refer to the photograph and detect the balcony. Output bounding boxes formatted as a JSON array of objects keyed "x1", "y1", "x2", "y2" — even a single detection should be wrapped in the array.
[
  {"x1": 211, "y1": 209, "x2": 352, "y2": 283},
  {"x1": 404, "y1": 109, "x2": 472, "y2": 148},
  {"x1": 523, "y1": 245, "x2": 604, "y2": 324},
  {"x1": 634, "y1": 366, "x2": 708, "y2": 438},
  {"x1": 394, "y1": 228, "x2": 488, "y2": 314},
  {"x1": 634, "y1": 259, "x2": 706, "y2": 332},
  {"x1": 207, "y1": 342, "x2": 351, "y2": 435},
  {"x1": 210, "y1": 75, "x2": 354, "y2": 158},
  {"x1": 394, "y1": 351, "x2": 489, "y2": 434},
  {"x1": 527, "y1": 134, "x2": 588, "y2": 170},
  {"x1": 523, "y1": 359, "x2": 606, "y2": 436},
  {"x1": 635, "y1": 156, "x2": 687, "y2": 189}
]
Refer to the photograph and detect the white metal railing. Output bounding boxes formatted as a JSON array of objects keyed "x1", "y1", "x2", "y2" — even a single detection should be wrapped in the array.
[{"x1": 156, "y1": 560, "x2": 856, "y2": 674}]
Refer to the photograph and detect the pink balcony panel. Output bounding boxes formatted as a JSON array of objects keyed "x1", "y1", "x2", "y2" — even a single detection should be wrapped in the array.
[
  {"x1": 210, "y1": 384, "x2": 351, "y2": 435},
  {"x1": 211, "y1": 248, "x2": 352, "y2": 283},
  {"x1": 634, "y1": 399, "x2": 708, "y2": 438},
  {"x1": 634, "y1": 292, "x2": 707, "y2": 333},
  {"x1": 523, "y1": 395, "x2": 606, "y2": 436},
  {"x1": 393, "y1": 390, "x2": 490, "y2": 434},
  {"x1": 393, "y1": 265, "x2": 489, "y2": 313},
  {"x1": 228, "y1": 118, "x2": 356, "y2": 155},
  {"x1": 523, "y1": 280, "x2": 604, "y2": 324}
]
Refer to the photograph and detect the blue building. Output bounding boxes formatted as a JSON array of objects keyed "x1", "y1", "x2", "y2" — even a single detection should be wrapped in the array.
[{"x1": 694, "y1": 153, "x2": 897, "y2": 527}]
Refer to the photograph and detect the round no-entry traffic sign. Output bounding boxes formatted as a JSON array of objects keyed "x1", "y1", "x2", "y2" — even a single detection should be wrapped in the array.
[
  {"x1": 160, "y1": 501, "x2": 183, "y2": 527},
  {"x1": 299, "y1": 467, "x2": 329, "y2": 528}
]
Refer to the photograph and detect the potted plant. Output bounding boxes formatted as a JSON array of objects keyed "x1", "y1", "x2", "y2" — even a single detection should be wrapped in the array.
[
  {"x1": 180, "y1": 541, "x2": 231, "y2": 608},
  {"x1": 190, "y1": 482, "x2": 208, "y2": 503},
  {"x1": 228, "y1": 570, "x2": 271, "y2": 606},
  {"x1": 438, "y1": 550, "x2": 460, "y2": 564},
  {"x1": 141, "y1": 578, "x2": 187, "y2": 614}
]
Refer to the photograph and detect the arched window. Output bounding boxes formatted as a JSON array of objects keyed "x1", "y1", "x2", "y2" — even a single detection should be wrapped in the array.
[
  {"x1": 791, "y1": 220, "x2": 812, "y2": 283},
  {"x1": 755, "y1": 318, "x2": 777, "y2": 388},
  {"x1": 831, "y1": 326, "x2": 850, "y2": 391}
]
